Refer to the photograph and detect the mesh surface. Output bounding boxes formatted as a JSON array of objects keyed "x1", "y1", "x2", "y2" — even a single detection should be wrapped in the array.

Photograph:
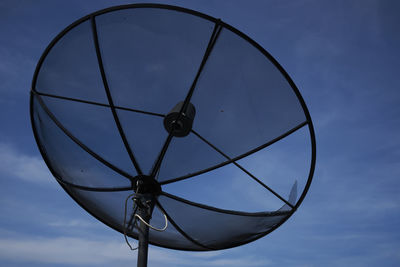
[{"x1": 31, "y1": 4, "x2": 315, "y2": 251}]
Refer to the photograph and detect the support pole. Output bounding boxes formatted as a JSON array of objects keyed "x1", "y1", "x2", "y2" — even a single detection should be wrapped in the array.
[
  {"x1": 134, "y1": 191, "x2": 154, "y2": 267},
  {"x1": 137, "y1": 219, "x2": 149, "y2": 267}
]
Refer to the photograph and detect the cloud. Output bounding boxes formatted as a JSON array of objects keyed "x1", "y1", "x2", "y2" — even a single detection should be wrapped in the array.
[
  {"x1": 0, "y1": 236, "x2": 133, "y2": 265},
  {"x1": 0, "y1": 234, "x2": 270, "y2": 267},
  {"x1": 47, "y1": 219, "x2": 99, "y2": 229},
  {"x1": 206, "y1": 257, "x2": 271, "y2": 266},
  {"x1": 0, "y1": 142, "x2": 53, "y2": 184}
]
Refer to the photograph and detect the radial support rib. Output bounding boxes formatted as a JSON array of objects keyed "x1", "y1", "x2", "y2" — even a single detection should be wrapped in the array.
[
  {"x1": 150, "y1": 21, "x2": 223, "y2": 178},
  {"x1": 191, "y1": 130, "x2": 295, "y2": 209},
  {"x1": 160, "y1": 121, "x2": 307, "y2": 186},
  {"x1": 155, "y1": 199, "x2": 212, "y2": 250},
  {"x1": 91, "y1": 15, "x2": 143, "y2": 175},
  {"x1": 34, "y1": 93, "x2": 135, "y2": 181},
  {"x1": 32, "y1": 90, "x2": 165, "y2": 118}
]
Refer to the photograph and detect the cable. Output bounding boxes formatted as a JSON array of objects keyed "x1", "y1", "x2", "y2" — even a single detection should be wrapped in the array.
[
  {"x1": 123, "y1": 192, "x2": 138, "y2": 250},
  {"x1": 134, "y1": 212, "x2": 168, "y2": 232},
  {"x1": 122, "y1": 185, "x2": 169, "y2": 251}
]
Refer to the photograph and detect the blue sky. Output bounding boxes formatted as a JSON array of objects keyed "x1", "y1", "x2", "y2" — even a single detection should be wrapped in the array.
[{"x1": 1, "y1": 0, "x2": 400, "y2": 266}]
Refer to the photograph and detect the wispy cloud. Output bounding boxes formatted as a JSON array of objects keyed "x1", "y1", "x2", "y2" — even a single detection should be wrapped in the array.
[
  {"x1": 47, "y1": 219, "x2": 99, "y2": 229},
  {"x1": 0, "y1": 142, "x2": 53, "y2": 184},
  {"x1": 0, "y1": 236, "x2": 133, "y2": 265},
  {"x1": 0, "y1": 234, "x2": 270, "y2": 267},
  {"x1": 205, "y1": 257, "x2": 271, "y2": 266}
]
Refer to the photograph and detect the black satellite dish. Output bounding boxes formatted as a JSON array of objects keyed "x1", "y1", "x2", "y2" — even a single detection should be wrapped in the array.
[{"x1": 30, "y1": 4, "x2": 316, "y2": 267}]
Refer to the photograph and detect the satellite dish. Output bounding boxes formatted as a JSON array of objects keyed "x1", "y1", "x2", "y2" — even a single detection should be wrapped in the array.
[{"x1": 30, "y1": 4, "x2": 316, "y2": 267}]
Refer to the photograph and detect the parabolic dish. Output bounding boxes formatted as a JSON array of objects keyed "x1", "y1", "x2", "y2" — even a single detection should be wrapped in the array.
[{"x1": 30, "y1": 4, "x2": 316, "y2": 251}]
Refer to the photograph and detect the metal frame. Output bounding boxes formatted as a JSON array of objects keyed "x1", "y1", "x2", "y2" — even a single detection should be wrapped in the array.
[
  {"x1": 30, "y1": 2, "x2": 316, "y2": 254},
  {"x1": 33, "y1": 91, "x2": 165, "y2": 117},
  {"x1": 149, "y1": 20, "x2": 222, "y2": 179},
  {"x1": 90, "y1": 15, "x2": 144, "y2": 176}
]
